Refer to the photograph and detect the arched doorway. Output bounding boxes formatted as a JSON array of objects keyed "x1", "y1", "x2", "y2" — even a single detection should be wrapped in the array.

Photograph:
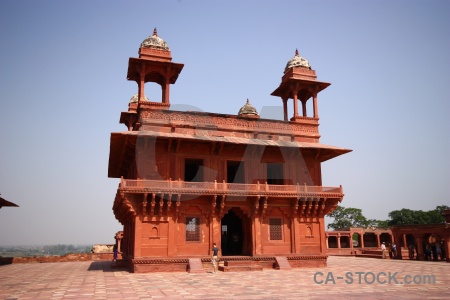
[
  {"x1": 363, "y1": 232, "x2": 377, "y2": 247},
  {"x1": 328, "y1": 236, "x2": 338, "y2": 248},
  {"x1": 380, "y1": 233, "x2": 392, "y2": 245},
  {"x1": 221, "y1": 208, "x2": 249, "y2": 256},
  {"x1": 352, "y1": 233, "x2": 361, "y2": 248}
]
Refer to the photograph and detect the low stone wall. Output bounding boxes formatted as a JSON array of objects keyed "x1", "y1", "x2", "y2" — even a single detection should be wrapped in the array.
[{"x1": 0, "y1": 252, "x2": 120, "y2": 265}]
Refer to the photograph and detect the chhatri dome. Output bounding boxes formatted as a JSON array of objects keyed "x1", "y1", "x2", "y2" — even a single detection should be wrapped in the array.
[
  {"x1": 129, "y1": 93, "x2": 150, "y2": 104},
  {"x1": 140, "y1": 28, "x2": 170, "y2": 51},
  {"x1": 284, "y1": 49, "x2": 311, "y2": 73},
  {"x1": 238, "y1": 99, "x2": 259, "y2": 116}
]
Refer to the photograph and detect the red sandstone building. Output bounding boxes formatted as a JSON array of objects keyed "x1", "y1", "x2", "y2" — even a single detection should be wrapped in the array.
[{"x1": 108, "y1": 29, "x2": 351, "y2": 272}]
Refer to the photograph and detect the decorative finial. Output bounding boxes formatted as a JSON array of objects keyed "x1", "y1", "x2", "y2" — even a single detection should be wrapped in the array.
[
  {"x1": 153, "y1": 28, "x2": 158, "y2": 36},
  {"x1": 246, "y1": 98, "x2": 250, "y2": 104},
  {"x1": 295, "y1": 49, "x2": 299, "y2": 56}
]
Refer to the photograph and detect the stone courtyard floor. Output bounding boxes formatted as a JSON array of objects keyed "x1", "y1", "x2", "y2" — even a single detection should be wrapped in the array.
[{"x1": 0, "y1": 256, "x2": 449, "y2": 299}]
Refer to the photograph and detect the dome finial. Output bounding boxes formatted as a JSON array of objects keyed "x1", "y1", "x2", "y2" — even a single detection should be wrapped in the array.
[
  {"x1": 284, "y1": 49, "x2": 311, "y2": 73},
  {"x1": 238, "y1": 98, "x2": 259, "y2": 117},
  {"x1": 140, "y1": 28, "x2": 170, "y2": 50}
]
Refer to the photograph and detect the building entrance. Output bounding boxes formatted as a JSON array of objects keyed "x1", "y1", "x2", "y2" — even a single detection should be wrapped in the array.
[{"x1": 221, "y1": 210, "x2": 243, "y2": 256}]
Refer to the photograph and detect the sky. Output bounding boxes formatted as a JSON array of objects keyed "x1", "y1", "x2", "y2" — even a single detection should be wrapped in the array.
[{"x1": 0, "y1": 0, "x2": 449, "y2": 246}]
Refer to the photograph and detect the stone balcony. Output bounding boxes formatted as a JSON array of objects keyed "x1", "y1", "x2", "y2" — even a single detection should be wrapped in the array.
[{"x1": 119, "y1": 177, "x2": 343, "y2": 199}]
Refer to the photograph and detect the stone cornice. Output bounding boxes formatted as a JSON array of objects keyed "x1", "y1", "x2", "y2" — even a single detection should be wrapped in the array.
[{"x1": 139, "y1": 110, "x2": 319, "y2": 136}]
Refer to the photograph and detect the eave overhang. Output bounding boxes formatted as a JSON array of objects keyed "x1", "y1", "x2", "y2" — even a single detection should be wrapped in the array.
[{"x1": 108, "y1": 131, "x2": 352, "y2": 178}]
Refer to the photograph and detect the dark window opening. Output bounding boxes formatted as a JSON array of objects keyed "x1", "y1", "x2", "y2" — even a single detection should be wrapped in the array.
[
  {"x1": 267, "y1": 163, "x2": 284, "y2": 185},
  {"x1": 186, "y1": 217, "x2": 200, "y2": 242},
  {"x1": 184, "y1": 159, "x2": 203, "y2": 182},
  {"x1": 227, "y1": 161, "x2": 245, "y2": 183}
]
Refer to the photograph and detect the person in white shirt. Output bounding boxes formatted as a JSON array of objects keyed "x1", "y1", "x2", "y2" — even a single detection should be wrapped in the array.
[{"x1": 381, "y1": 242, "x2": 386, "y2": 259}]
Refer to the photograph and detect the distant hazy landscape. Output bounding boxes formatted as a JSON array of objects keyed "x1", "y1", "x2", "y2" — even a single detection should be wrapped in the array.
[{"x1": 0, "y1": 245, "x2": 92, "y2": 257}]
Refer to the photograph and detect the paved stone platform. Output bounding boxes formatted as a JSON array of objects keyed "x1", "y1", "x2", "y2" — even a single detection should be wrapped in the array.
[{"x1": 0, "y1": 256, "x2": 449, "y2": 299}]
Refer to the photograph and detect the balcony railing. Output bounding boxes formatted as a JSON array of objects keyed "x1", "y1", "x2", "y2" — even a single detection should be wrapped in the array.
[{"x1": 119, "y1": 178, "x2": 343, "y2": 198}]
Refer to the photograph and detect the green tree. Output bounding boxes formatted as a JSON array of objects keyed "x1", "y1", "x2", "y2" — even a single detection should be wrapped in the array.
[
  {"x1": 387, "y1": 209, "x2": 417, "y2": 226},
  {"x1": 366, "y1": 219, "x2": 390, "y2": 229},
  {"x1": 327, "y1": 206, "x2": 369, "y2": 230},
  {"x1": 388, "y1": 205, "x2": 449, "y2": 226}
]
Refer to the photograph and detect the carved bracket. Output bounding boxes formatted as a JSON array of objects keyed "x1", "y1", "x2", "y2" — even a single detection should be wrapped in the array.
[
  {"x1": 209, "y1": 195, "x2": 217, "y2": 221},
  {"x1": 292, "y1": 198, "x2": 299, "y2": 217},
  {"x1": 175, "y1": 194, "x2": 181, "y2": 221},
  {"x1": 158, "y1": 193, "x2": 165, "y2": 216},
  {"x1": 142, "y1": 193, "x2": 148, "y2": 217},
  {"x1": 166, "y1": 194, "x2": 172, "y2": 217},
  {"x1": 219, "y1": 196, "x2": 226, "y2": 216},
  {"x1": 150, "y1": 193, "x2": 156, "y2": 216},
  {"x1": 253, "y1": 196, "x2": 260, "y2": 217},
  {"x1": 261, "y1": 197, "x2": 268, "y2": 218}
]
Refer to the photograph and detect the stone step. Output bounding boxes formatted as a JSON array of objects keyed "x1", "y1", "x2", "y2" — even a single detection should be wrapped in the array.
[
  {"x1": 355, "y1": 254, "x2": 390, "y2": 259},
  {"x1": 188, "y1": 258, "x2": 205, "y2": 273},
  {"x1": 362, "y1": 250, "x2": 384, "y2": 255},
  {"x1": 274, "y1": 256, "x2": 292, "y2": 270},
  {"x1": 219, "y1": 265, "x2": 263, "y2": 272},
  {"x1": 224, "y1": 260, "x2": 257, "y2": 267}
]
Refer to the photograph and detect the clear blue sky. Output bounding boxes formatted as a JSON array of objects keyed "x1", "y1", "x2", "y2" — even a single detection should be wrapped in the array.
[{"x1": 1, "y1": 0, "x2": 449, "y2": 246}]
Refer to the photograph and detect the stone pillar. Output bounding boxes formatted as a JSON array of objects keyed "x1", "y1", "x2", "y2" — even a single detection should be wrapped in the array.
[
  {"x1": 301, "y1": 99, "x2": 307, "y2": 117},
  {"x1": 162, "y1": 81, "x2": 167, "y2": 104},
  {"x1": 350, "y1": 233, "x2": 354, "y2": 251},
  {"x1": 290, "y1": 217, "x2": 296, "y2": 253},
  {"x1": 326, "y1": 236, "x2": 329, "y2": 249},
  {"x1": 134, "y1": 216, "x2": 142, "y2": 258},
  {"x1": 167, "y1": 214, "x2": 176, "y2": 256},
  {"x1": 337, "y1": 233, "x2": 341, "y2": 249},
  {"x1": 253, "y1": 215, "x2": 262, "y2": 255},
  {"x1": 402, "y1": 234, "x2": 407, "y2": 248},
  {"x1": 121, "y1": 224, "x2": 127, "y2": 258},
  {"x1": 163, "y1": 76, "x2": 170, "y2": 104},
  {"x1": 138, "y1": 68, "x2": 145, "y2": 102},
  {"x1": 376, "y1": 234, "x2": 380, "y2": 248},
  {"x1": 115, "y1": 232, "x2": 123, "y2": 253},
  {"x1": 395, "y1": 234, "x2": 408, "y2": 259},
  {"x1": 313, "y1": 93, "x2": 319, "y2": 118},
  {"x1": 360, "y1": 233, "x2": 365, "y2": 248},
  {"x1": 123, "y1": 221, "x2": 129, "y2": 259},
  {"x1": 293, "y1": 93, "x2": 299, "y2": 118},
  {"x1": 319, "y1": 218, "x2": 326, "y2": 254},
  {"x1": 415, "y1": 236, "x2": 424, "y2": 261},
  {"x1": 445, "y1": 237, "x2": 450, "y2": 262},
  {"x1": 282, "y1": 98, "x2": 288, "y2": 121}
]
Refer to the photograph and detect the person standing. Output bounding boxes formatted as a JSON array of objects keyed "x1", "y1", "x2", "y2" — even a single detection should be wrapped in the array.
[
  {"x1": 391, "y1": 243, "x2": 397, "y2": 259},
  {"x1": 436, "y1": 243, "x2": 442, "y2": 261},
  {"x1": 381, "y1": 242, "x2": 386, "y2": 259},
  {"x1": 211, "y1": 243, "x2": 219, "y2": 273},
  {"x1": 112, "y1": 244, "x2": 118, "y2": 262},
  {"x1": 440, "y1": 240, "x2": 446, "y2": 261}
]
